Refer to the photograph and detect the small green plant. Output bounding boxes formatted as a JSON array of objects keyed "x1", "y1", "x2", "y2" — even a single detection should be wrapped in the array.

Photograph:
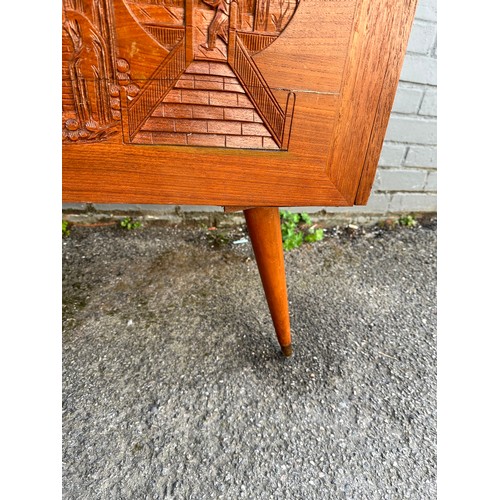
[
  {"x1": 280, "y1": 211, "x2": 324, "y2": 251},
  {"x1": 120, "y1": 217, "x2": 142, "y2": 230},
  {"x1": 62, "y1": 220, "x2": 70, "y2": 237},
  {"x1": 398, "y1": 214, "x2": 418, "y2": 228},
  {"x1": 206, "y1": 228, "x2": 230, "y2": 247},
  {"x1": 305, "y1": 226, "x2": 325, "y2": 243}
]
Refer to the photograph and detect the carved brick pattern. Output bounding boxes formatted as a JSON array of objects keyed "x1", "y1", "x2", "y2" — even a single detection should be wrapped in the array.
[
  {"x1": 232, "y1": 36, "x2": 285, "y2": 144},
  {"x1": 133, "y1": 61, "x2": 279, "y2": 150},
  {"x1": 63, "y1": 0, "x2": 301, "y2": 145}
]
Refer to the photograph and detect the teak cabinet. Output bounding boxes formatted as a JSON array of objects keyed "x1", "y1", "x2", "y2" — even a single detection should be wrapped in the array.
[{"x1": 62, "y1": 0, "x2": 417, "y2": 355}]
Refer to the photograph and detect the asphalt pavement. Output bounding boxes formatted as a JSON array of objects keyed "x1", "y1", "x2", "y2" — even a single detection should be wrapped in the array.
[{"x1": 62, "y1": 216, "x2": 437, "y2": 499}]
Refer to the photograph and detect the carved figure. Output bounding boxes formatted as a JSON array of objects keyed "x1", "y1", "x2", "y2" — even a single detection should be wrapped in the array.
[
  {"x1": 201, "y1": 0, "x2": 232, "y2": 50},
  {"x1": 62, "y1": 0, "x2": 117, "y2": 141},
  {"x1": 62, "y1": 0, "x2": 301, "y2": 147}
]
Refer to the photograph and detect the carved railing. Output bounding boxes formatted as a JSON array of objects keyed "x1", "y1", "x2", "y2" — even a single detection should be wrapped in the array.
[
  {"x1": 231, "y1": 36, "x2": 285, "y2": 146},
  {"x1": 143, "y1": 25, "x2": 184, "y2": 50},
  {"x1": 127, "y1": 36, "x2": 186, "y2": 140},
  {"x1": 237, "y1": 32, "x2": 278, "y2": 55}
]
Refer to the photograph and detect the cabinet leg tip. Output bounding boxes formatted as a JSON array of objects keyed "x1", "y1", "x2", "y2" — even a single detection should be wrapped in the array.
[{"x1": 281, "y1": 344, "x2": 293, "y2": 357}]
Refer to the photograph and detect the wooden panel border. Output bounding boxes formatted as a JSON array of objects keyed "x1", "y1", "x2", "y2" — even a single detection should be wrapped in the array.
[
  {"x1": 355, "y1": 0, "x2": 419, "y2": 204},
  {"x1": 326, "y1": 0, "x2": 419, "y2": 205}
]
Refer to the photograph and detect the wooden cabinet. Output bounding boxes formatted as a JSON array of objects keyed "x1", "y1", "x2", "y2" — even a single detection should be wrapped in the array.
[{"x1": 62, "y1": 0, "x2": 417, "y2": 355}]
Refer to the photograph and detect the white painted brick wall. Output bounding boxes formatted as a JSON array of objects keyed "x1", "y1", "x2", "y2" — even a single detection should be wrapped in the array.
[
  {"x1": 328, "y1": 0, "x2": 438, "y2": 217},
  {"x1": 376, "y1": 169, "x2": 428, "y2": 192},
  {"x1": 392, "y1": 85, "x2": 424, "y2": 114},
  {"x1": 385, "y1": 116, "x2": 437, "y2": 144},
  {"x1": 379, "y1": 143, "x2": 407, "y2": 167},
  {"x1": 406, "y1": 20, "x2": 437, "y2": 55},
  {"x1": 63, "y1": 0, "x2": 438, "y2": 221},
  {"x1": 405, "y1": 145, "x2": 437, "y2": 168},
  {"x1": 419, "y1": 89, "x2": 437, "y2": 116},
  {"x1": 401, "y1": 55, "x2": 437, "y2": 85},
  {"x1": 415, "y1": 0, "x2": 437, "y2": 23}
]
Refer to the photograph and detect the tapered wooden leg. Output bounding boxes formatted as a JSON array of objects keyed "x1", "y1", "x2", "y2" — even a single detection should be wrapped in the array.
[{"x1": 244, "y1": 207, "x2": 292, "y2": 357}]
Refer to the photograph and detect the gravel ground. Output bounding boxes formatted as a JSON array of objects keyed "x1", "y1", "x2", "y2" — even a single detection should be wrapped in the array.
[{"x1": 62, "y1": 217, "x2": 437, "y2": 499}]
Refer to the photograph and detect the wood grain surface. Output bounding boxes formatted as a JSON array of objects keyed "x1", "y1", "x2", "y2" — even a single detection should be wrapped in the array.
[
  {"x1": 62, "y1": 0, "x2": 417, "y2": 207},
  {"x1": 244, "y1": 207, "x2": 292, "y2": 355}
]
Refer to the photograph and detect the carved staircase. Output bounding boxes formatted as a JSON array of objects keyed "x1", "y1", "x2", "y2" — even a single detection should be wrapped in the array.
[
  {"x1": 133, "y1": 61, "x2": 280, "y2": 150},
  {"x1": 229, "y1": 35, "x2": 290, "y2": 147},
  {"x1": 120, "y1": 2, "x2": 296, "y2": 150},
  {"x1": 124, "y1": 37, "x2": 187, "y2": 141}
]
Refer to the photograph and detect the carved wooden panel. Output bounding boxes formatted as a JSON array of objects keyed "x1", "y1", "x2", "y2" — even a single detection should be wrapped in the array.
[{"x1": 63, "y1": 0, "x2": 417, "y2": 207}]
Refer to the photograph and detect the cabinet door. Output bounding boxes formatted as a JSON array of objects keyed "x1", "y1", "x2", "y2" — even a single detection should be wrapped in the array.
[{"x1": 62, "y1": 0, "x2": 417, "y2": 207}]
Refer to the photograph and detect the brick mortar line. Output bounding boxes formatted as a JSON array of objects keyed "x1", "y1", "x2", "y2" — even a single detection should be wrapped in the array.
[
  {"x1": 382, "y1": 140, "x2": 437, "y2": 147},
  {"x1": 396, "y1": 82, "x2": 437, "y2": 90},
  {"x1": 377, "y1": 166, "x2": 436, "y2": 171},
  {"x1": 383, "y1": 140, "x2": 436, "y2": 145},
  {"x1": 389, "y1": 112, "x2": 437, "y2": 119},
  {"x1": 382, "y1": 140, "x2": 437, "y2": 148},
  {"x1": 402, "y1": 145, "x2": 411, "y2": 163},
  {"x1": 405, "y1": 50, "x2": 437, "y2": 58},
  {"x1": 376, "y1": 190, "x2": 437, "y2": 194},
  {"x1": 416, "y1": 89, "x2": 427, "y2": 114},
  {"x1": 413, "y1": 17, "x2": 437, "y2": 25},
  {"x1": 381, "y1": 166, "x2": 436, "y2": 171}
]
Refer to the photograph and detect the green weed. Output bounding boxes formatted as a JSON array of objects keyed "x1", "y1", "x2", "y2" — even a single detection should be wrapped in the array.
[
  {"x1": 280, "y1": 211, "x2": 324, "y2": 251},
  {"x1": 62, "y1": 220, "x2": 71, "y2": 237},
  {"x1": 398, "y1": 214, "x2": 418, "y2": 228},
  {"x1": 120, "y1": 217, "x2": 142, "y2": 230}
]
